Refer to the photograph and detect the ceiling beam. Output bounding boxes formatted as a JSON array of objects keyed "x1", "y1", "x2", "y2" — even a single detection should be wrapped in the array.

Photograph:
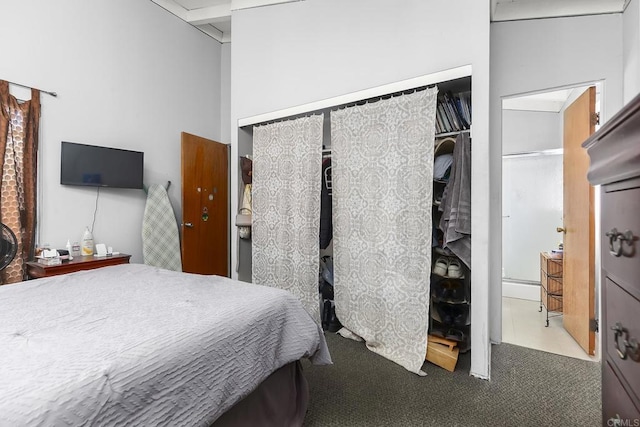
[
  {"x1": 185, "y1": 4, "x2": 231, "y2": 25},
  {"x1": 231, "y1": 0, "x2": 304, "y2": 11},
  {"x1": 196, "y1": 24, "x2": 227, "y2": 42},
  {"x1": 152, "y1": 0, "x2": 188, "y2": 20},
  {"x1": 493, "y1": 0, "x2": 625, "y2": 21}
]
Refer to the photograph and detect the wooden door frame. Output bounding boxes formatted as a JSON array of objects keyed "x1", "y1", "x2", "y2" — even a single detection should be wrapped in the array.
[{"x1": 499, "y1": 81, "x2": 604, "y2": 360}]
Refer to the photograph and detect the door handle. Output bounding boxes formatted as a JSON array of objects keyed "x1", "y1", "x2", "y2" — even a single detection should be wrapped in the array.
[
  {"x1": 184, "y1": 222, "x2": 194, "y2": 228},
  {"x1": 556, "y1": 227, "x2": 566, "y2": 233}
]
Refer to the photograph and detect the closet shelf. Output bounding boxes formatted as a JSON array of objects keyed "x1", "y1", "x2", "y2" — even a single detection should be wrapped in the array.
[
  {"x1": 435, "y1": 129, "x2": 471, "y2": 138},
  {"x1": 431, "y1": 295, "x2": 469, "y2": 305},
  {"x1": 431, "y1": 271, "x2": 465, "y2": 281}
]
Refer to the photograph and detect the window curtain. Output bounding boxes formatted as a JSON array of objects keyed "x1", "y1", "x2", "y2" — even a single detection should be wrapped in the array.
[
  {"x1": 331, "y1": 88, "x2": 438, "y2": 374},
  {"x1": 252, "y1": 115, "x2": 324, "y2": 323},
  {"x1": 0, "y1": 81, "x2": 40, "y2": 284}
]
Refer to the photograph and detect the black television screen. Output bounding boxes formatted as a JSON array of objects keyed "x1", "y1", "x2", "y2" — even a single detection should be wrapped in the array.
[{"x1": 60, "y1": 142, "x2": 144, "y2": 189}]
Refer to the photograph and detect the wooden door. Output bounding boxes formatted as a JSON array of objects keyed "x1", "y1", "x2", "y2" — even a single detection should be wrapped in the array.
[
  {"x1": 181, "y1": 132, "x2": 229, "y2": 276},
  {"x1": 562, "y1": 87, "x2": 596, "y2": 355}
]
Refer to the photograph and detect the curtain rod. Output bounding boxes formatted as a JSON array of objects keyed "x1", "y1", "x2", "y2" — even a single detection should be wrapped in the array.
[
  {"x1": 253, "y1": 84, "x2": 440, "y2": 127},
  {"x1": 255, "y1": 112, "x2": 324, "y2": 127},
  {"x1": 6, "y1": 80, "x2": 57, "y2": 97},
  {"x1": 331, "y1": 84, "x2": 437, "y2": 112}
]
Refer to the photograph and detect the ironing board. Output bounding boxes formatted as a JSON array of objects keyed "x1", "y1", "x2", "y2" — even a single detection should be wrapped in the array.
[{"x1": 142, "y1": 184, "x2": 182, "y2": 271}]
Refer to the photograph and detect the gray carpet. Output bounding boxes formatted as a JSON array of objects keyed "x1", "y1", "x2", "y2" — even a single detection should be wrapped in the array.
[{"x1": 302, "y1": 333, "x2": 600, "y2": 426}]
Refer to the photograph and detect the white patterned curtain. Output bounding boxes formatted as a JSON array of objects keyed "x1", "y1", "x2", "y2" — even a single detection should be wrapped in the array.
[
  {"x1": 252, "y1": 115, "x2": 324, "y2": 323},
  {"x1": 331, "y1": 88, "x2": 438, "y2": 374}
]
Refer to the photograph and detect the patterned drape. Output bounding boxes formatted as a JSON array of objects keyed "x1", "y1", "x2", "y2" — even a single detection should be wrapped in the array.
[
  {"x1": 252, "y1": 115, "x2": 323, "y2": 323},
  {"x1": 0, "y1": 81, "x2": 40, "y2": 284},
  {"x1": 331, "y1": 88, "x2": 438, "y2": 374}
]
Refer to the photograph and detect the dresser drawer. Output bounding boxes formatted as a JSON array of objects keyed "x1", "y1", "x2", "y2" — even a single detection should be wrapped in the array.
[
  {"x1": 601, "y1": 188, "x2": 640, "y2": 297},
  {"x1": 605, "y1": 277, "x2": 640, "y2": 402},
  {"x1": 603, "y1": 361, "x2": 640, "y2": 425}
]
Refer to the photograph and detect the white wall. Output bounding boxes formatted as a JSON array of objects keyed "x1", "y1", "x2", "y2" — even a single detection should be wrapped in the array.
[
  {"x1": 624, "y1": 0, "x2": 640, "y2": 103},
  {"x1": 502, "y1": 154, "x2": 563, "y2": 281},
  {"x1": 502, "y1": 110, "x2": 561, "y2": 154},
  {"x1": 502, "y1": 109, "x2": 562, "y2": 282},
  {"x1": 221, "y1": 43, "x2": 232, "y2": 144},
  {"x1": 490, "y1": 14, "x2": 623, "y2": 343},
  {"x1": 231, "y1": 0, "x2": 492, "y2": 379},
  {"x1": 0, "y1": 0, "x2": 222, "y2": 263}
]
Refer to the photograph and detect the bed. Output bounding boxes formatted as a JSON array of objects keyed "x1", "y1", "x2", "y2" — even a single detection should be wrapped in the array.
[{"x1": 0, "y1": 264, "x2": 331, "y2": 426}]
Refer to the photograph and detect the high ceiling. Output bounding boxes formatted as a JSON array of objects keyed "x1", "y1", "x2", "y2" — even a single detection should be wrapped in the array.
[
  {"x1": 151, "y1": 0, "x2": 303, "y2": 42},
  {"x1": 151, "y1": 0, "x2": 628, "y2": 43}
]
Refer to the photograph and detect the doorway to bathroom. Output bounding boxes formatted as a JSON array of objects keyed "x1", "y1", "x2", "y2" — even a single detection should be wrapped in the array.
[{"x1": 501, "y1": 83, "x2": 600, "y2": 361}]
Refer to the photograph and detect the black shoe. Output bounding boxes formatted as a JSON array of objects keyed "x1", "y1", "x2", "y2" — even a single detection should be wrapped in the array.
[
  {"x1": 435, "y1": 303, "x2": 453, "y2": 325},
  {"x1": 450, "y1": 305, "x2": 468, "y2": 327}
]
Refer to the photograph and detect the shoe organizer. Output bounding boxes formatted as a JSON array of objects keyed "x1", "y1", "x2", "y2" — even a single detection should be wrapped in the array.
[{"x1": 431, "y1": 275, "x2": 469, "y2": 304}]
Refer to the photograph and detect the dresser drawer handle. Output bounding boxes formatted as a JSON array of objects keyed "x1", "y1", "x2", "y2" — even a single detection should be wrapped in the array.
[
  {"x1": 605, "y1": 228, "x2": 635, "y2": 257},
  {"x1": 611, "y1": 322, "x2": 640, "y2": 361}
]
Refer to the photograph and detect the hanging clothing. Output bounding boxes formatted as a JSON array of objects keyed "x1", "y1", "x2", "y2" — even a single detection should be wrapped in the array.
[
  {"x1": 439, "y1": 132, "x2": 471, "y2": 268},
  {"x1": 319, "y1": 157, "x2": 332, "y2": 249}
]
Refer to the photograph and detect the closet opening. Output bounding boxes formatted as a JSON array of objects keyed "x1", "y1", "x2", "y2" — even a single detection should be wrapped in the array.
[{"x1": 235, "y1": 70, "x2": 477, "y2": 375}]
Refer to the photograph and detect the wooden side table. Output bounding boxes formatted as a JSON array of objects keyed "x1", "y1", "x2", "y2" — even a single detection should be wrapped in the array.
[{"x1": 26, "y1": 253, "x2": 131, "y2": 279}]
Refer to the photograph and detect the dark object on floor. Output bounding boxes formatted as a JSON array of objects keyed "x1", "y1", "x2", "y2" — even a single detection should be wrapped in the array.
[{"x1": 321, "y1": 299, "x2": 342, "y2": 333}]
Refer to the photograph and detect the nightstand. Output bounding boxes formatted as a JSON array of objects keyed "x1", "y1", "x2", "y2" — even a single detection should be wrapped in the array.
[{"x1": 26, "y1": 254, "x2": 131, "y2": 279}]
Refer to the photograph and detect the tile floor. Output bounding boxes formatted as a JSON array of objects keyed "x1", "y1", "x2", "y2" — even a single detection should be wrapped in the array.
[{"x1": 502, "y1": 296, "x2": 597, "y2": 362}]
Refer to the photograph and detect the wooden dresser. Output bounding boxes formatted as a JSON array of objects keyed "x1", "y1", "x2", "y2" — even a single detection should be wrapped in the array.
[{"x1": 583, "y1": 93, "x2": 640, "y2": 424}]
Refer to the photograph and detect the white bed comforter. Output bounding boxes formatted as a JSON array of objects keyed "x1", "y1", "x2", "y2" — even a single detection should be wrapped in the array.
[{"x1": 0, "y1": 264, "x2": 331, "y2": 426}]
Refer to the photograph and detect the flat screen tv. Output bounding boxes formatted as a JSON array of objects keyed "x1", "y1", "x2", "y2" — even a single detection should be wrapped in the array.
[{"x1": 60, "y1": 142, "x2": 144, "y2": 189}]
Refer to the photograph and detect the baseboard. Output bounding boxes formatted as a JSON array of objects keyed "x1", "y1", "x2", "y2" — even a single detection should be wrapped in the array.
[{"x1": 502, "y1": 280, "x2": 540, "y2": 301}]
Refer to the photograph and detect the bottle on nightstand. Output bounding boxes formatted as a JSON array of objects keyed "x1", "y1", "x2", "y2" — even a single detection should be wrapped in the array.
[
  {"x1": 72, "y1": 241, "x2": 81, "y2": 257},
  {"x1": 65, "y1": 240, "x2": 73, "y2": 260},
  {"x1": 81, "y1": 227, "x2": 94, "y2": 256}
]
